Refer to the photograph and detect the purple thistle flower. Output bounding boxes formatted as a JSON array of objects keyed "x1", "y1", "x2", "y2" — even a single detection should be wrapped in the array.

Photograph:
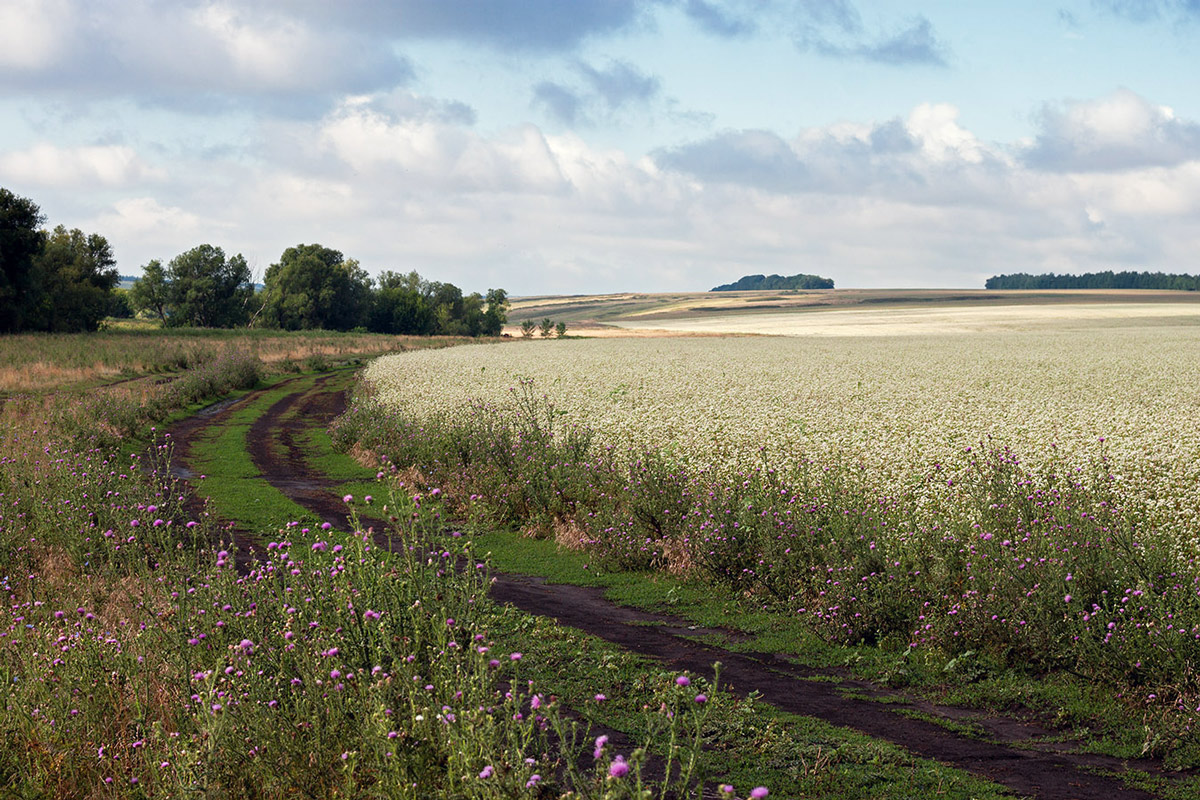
[{"x1": 593, "y1": 734, "x2": 608, "y2": 759}]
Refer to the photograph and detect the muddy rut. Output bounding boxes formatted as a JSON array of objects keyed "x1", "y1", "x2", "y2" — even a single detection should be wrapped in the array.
[{"x1": 167, "y1": 374, "x2": 1183, "y2": 800}]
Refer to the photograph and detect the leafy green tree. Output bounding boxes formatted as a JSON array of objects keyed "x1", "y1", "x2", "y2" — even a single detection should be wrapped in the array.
[
  {"x1": 261, "y1": 244, "x2": 372, "y2": 330},
  {"x1": 166, "y1": 245, "x2": 254, "y2": 327},
  {"x1": 0, "y1": 187, "x2": 48, "y2": 333},
  {"x1": 521, "y1": 320, "x2": 535, "y2": 338},
  {"x1": 539, "y1": 317, "x2": 554, "y2": 338},
  {"x1": 427, "y1": 281, "x2": 468, "y2": 335},
  {"x1": 26, "y1": 225, "x2": 119, "y2": 332},
  {"x1": 370, "y1": 271, "x2": 434, "y2": 334},
  {"x1": 107, "y1": 288, "x2": 133, "y2": 319},
  {"x1": 129, "y1": 259, "x2": 171, "y2": 324},
  {"x1": 555, "y1": 320, "x2": 567, "y2": 338},
  {"x1": 482, "y1": 288, "x2": 509, "y2": 336}
]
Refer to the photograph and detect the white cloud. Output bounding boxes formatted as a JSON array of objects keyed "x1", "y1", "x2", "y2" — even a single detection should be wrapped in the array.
[
  {"x1": 0, "y1": 0, "x2": 72, "y2": 70},
  {"x1": 0, "y1": 143, "x2": 164, "y2": 187},
  {"x1": 905, "y1": 103, "x2": 988, "y2": 165},
  {"x1": 0, "y1": 0, "x2": 411, "y2": 106},
  {"x1": 93, "y1": 196, "x2": 202, "y2": 236},
  {"x1": 319, "y1": 102, "x2": 569, "y2": 193},
  {"x1": 1023, "y1": 89, "x2": 1200, "y2": 172}
]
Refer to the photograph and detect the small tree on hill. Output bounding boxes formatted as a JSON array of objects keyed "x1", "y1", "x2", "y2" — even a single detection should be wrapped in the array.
[
  {"x1": 539, "y1": 317, "x2": 554, "y2": 337},
  {"x1": 555, "y1": 321, "x2": 567, "y2": 338},
  {"x1": 520, "y1": 320, "x2": 535, "y2": 338}
]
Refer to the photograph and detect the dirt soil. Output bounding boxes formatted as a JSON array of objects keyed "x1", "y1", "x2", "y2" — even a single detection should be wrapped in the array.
[{"x1": 167, "y1": 374, "x2": 1187, "y2": 800}]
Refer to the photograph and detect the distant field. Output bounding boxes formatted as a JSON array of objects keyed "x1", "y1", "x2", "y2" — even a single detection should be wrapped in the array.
[
  {"x1": 610, "y1": 301, "x2": 1200, "y2": 336},
  {"x1": 505, "y1": 288, "x2": 1200, "y2": 337}
]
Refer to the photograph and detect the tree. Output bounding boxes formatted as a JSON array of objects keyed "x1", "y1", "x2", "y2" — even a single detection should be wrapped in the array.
[
  {"x1": 0, "y1": 187, "x2": 48, "y2": 333},
  {"x1": 370, "y1": 271, "x2": 434, "y2": 335},
  {"x1": 555, "y1": 321, "x2": 567, "y2": 338},
  {"x1": 482, "y1": 288, "x2": 509, "y2": 336},
  {"x1": 108, "y1": 288, "x2": 133, "y2": 319},
  {"x1": 167, "y1": 245, "x2": 254, "y2": 327},
  {"x1": 26, "y1": 225, "x2": 118, "y2": 332},
  {"x1": 539, "y1": 317, "x2": 554, "y2": 338},
  {"x1": 129, "y1": 259, "x2": 171, "y2": 324},
  {"x1": 521, "y1": 320, "x2": 536, "y2": 338},
  {"x1": 261, "y1": 244, "x2": 372, "y2": 330}
]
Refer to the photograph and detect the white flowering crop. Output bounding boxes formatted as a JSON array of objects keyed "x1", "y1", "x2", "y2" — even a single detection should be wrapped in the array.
[{"x1": 364, "y1": 328, "x2": 1200, "y2": 541}]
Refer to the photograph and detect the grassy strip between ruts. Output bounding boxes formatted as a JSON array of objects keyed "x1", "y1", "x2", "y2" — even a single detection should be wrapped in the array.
[{"x1": 179, "y1": 370, "x2": 1030, "y2": 798}]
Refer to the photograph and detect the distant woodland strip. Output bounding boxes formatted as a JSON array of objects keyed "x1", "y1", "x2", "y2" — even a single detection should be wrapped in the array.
[
  {"x1": 985, "y1": 271, "x2": 1200, "y2": 290},
  {"x1": 711, "y1": 273, "x2": 835, "y2": 291}
]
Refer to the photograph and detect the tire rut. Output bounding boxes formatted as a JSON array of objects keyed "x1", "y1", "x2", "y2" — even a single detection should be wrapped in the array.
[{"x1": 169, "y1": 376, "x2": 1183, "y2": 800}]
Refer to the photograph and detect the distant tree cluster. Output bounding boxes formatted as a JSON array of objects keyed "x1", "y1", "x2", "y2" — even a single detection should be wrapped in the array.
[
  {"x1": 986, "y1": 271, "x2": 1200, "y2": 291},
  {"x1": 1, "y1": 186, "x2": 508, "y2": 336},
  {"x1": 133, "y1": 242, "x2": 509, "y2": 335},
  {"x1": 1, "y1": 188, "x2": 118, "y2": 332},
  {"x1": 711, "y1": 273, "x2": 835, "y2": 291}
]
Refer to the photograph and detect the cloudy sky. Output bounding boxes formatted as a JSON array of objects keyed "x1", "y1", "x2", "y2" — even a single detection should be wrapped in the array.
[{"x1": 1, "y1": 1, "x2": 1198, "y2": 294}]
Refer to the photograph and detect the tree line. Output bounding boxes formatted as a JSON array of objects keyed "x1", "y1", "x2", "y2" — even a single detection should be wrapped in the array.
[
  {"x1": 985, "y1": 271, "x2": 1200, "y2": 291},
  {"x1": 1, "y1": 188, "x2": 508, "y2": 335},
  {"x1": 711, "y1": 273, "x2": 835, "y2": 291}
]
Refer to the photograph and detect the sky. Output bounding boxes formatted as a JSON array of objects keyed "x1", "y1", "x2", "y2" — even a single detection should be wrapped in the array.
[{"x1": 1, "y1": 1, "x2": 1198, "y2": 295}]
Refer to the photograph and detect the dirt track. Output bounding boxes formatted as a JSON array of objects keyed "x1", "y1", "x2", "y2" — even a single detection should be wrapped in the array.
[{"x1": 167, "y1": 374, "x2": 1182, "y2": 800}]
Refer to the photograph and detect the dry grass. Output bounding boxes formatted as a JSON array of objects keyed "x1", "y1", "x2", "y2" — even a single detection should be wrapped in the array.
[
  {"x1": 552, "y1": 517, "x2": 590, "y2": 551},
  {"x1": 0, "y1": 329, "x2": 447, "y2": 394}
]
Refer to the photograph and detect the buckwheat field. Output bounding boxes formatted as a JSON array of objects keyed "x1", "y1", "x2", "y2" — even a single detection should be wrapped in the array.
[{"x1": 364, "y1": 326, "x2": 1200, "y2": 540}]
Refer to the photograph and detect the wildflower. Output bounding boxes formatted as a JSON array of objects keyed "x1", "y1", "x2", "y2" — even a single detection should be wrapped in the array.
[
  {"x1": 479, "y1": 765, "x2": 494, "y2": 779},
  {"x1": 593, "y1": 735, "x2": 609, "y2": 759},
  {"x1": 609, "y1": 755, "x2": 629, "y2": 778},
  {"x1": 343, "y1": 494, "x2": 353, "y2": 503},
  {"x1": 694, "y1": 694, "x2": 707, "y2": 704},
  {"x1": 510, "y1": 652, "x2": 522, "y2": 661},
  {"x1": 676, "y1": 675, "x2": 690, "y2": 686},
  {"x1": 750, "y1": 788, "x2": 769, "y2": 799}
]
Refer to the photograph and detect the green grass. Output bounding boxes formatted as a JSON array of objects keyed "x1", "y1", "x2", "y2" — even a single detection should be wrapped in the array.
[
  {"x1": 483, "y1": 603, "x2": 1018, "y2": 800},
  {"x1": 188, "y1": 373, "x2": 325, "y2": 531},
  {"x1": 471, "y1": 528, "x2": 1193, "y2": 780}
]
